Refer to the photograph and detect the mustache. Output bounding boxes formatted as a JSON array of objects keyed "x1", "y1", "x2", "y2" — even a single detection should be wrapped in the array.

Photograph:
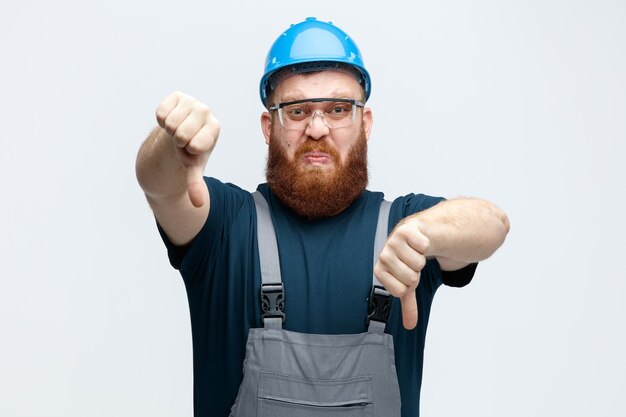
[{"x1": 294, "y1": 140, "x2": 340, "y2": 160}]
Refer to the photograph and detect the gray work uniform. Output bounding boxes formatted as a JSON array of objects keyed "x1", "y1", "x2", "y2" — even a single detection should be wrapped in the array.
[{"x1": 229, "y1": 192, "x2": 402, "y2": 416}]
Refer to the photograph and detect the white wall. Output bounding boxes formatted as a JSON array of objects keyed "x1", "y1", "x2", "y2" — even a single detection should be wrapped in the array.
[{"x1": 1, "y1": 0, "x2": 624, "y2": 416}]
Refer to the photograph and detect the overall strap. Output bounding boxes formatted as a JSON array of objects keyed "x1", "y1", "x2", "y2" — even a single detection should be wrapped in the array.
[
  {"x1": 367, "y1": 199, "x2": 393, "y2": 334},
  {"x1": 253, "y1": 192, "x2": 393, "y2": 333},
  {"x1": 252, "y1": 191, "x2": 284, "y2": 330}
]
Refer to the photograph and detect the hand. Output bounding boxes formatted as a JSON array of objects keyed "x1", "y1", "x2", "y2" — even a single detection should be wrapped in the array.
[
  {"x1": 156, "y1": 91, "x2": 220, "y2": 207},
  {"x1": 374, "y1": 217, "x2": 430, "y2": 330}
]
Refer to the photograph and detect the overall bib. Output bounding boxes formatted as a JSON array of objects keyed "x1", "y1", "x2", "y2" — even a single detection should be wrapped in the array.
[{"x1": 229, "y1": 192, "x2": 401, "y2": 417}]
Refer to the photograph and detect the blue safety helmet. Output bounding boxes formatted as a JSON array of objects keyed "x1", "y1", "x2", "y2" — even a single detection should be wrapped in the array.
[{"x1": 260, "y1": 17, "x2": 371, "y2": 107}]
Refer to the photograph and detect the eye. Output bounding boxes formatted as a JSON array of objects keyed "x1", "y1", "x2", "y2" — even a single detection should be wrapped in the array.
[
  {"x1": 326, "y1": 102, "x2": 352, "y2": 118},
  {"x1": 284, "y1": 105, "x2": 309, "y2": 120}
]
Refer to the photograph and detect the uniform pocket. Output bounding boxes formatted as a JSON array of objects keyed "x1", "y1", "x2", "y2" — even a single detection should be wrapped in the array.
[{"x1": 257, "y1": 372, "x2": 374, "y2": 416}]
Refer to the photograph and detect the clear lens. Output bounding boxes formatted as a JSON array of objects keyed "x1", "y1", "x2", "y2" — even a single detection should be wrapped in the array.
[{"x1": 277, "y1": 99, "x2": 360, "y2": 130}]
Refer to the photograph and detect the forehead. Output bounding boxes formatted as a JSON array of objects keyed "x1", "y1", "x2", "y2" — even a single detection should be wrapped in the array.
[{"x1": 273, "y1": 70, "x2": 363, "y2": 103}]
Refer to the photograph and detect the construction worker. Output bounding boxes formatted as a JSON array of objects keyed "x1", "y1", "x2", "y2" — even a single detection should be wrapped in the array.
[{"x1": 136, "y1": 17, "x2": 509, "y2": 417}]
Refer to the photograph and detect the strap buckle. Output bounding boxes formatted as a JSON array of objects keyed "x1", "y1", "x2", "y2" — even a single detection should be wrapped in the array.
[
  {"x1": 366, "y1": 285, "x2": 392, "y2": 325},
  {"x1": 261, "y1": 283, "x2": 285, "y2": 322}
]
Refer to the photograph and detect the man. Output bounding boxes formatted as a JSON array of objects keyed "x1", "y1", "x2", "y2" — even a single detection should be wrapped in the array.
[{"x1": 136, "y1": 17, "x2": 509, "y2": 417}]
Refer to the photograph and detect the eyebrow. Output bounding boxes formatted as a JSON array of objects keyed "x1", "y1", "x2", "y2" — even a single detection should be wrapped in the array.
[{"x1": 280, "y1": 89, "x2": 356, "y2": 103}]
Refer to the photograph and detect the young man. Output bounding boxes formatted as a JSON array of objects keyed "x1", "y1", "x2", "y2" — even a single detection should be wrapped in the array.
[{"x1": 136, "y1": 17, "x2": 509, "y2": 417}]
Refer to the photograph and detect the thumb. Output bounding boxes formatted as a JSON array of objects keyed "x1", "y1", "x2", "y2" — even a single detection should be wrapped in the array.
[
  {"x1": 186, "y1": 164, "x2": 207, "y2": 208},
  {"x1": 400, "y1": 290, "x2": 418, "y2": 330}
]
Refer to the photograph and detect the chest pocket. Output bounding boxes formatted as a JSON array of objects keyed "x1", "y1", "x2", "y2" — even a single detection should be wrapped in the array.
[{"x1": 258, "y1": 372, "x2": 373, "y2": 416}]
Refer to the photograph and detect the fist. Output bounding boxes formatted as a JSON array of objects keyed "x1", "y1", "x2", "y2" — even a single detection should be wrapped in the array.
[
  {"x1": 374, "y1": 217, "x2": 430, "y2": 330},
  {"x1": 156, "y1": 91, "x2": 220, "y2": 207}
]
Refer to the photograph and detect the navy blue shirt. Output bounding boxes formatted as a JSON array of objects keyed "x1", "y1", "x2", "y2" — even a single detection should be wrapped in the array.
[{"x1": 158, "y1": 177, "x2": 476, "y2": 417}]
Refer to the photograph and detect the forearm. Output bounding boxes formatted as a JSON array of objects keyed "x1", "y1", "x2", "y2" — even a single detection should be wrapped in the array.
[
  {"x1": 135, "y1": 126, "x2": 188, "y2": 201},
  {"x1": 411, "y1": 198, "x2": 510, "y2": 263}
]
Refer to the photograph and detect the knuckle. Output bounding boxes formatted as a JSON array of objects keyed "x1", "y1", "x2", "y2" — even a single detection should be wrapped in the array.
[
  {"x1": 173, "y1": 138, "x2": 187, "y2": 149},
  {"x1": 393, "y1": 228, "x2": 411, "y2": 245},
  {"x1": 377, "y1": 249, "x2": 392, "y2": 265},
  {"x1": 413, "y1": 272, "x2": 422, "y2": 286},
  {"x1": 194, "y1": 102, "x2": 211, "y2": 116},
  {"x1": 397, "y1": 222, "x2": 411, "y2": 235},
  {"x1": 155, "y1": 108, "x2": 167, "y2": 124},
  {"x1": 413, "y1": 255, "x2": 426, "y2": 271},
  {"x1": 209, "y1": 113, "x2": 221, "y2": 128},
  {"x1": 400, "y1": 270, "x2": 420, "y2": 287},
  {"x1": 398, "y1": 286, "x2": 411, "y2": 297},
  {"x1": 422, "y1": 238, "x2": 431, "y2": 254},
  {"x1": 164, "y1": 119, "x2": 179, "y2": 134},
  {"x1": 400, "y1": 272, "x2": 414, "y2": 286},
  {"x1": 197, "y1": 129, "x2": 217, "y2": 150},
  {"x1": 385, "y1": 282, "x2": 402, "y2": 298},
  {"x1": 176, "y1": 130, "x2": 190, "y2": 144},
  {"x1": 373, "y1": 262, "x2": 384, "y2": 277},
  {"x1": 173, "y1": 133, "x2": 189, "y2": 147},
  {"x1": 186, "y1": 140, "x2": 203, "y2": 155},
  {"x1": 384, "y1": 236, "x2": 399, "y2": 250},
  {"x1": 172, "y1": 90, "x2": 185, "y2": 100}
]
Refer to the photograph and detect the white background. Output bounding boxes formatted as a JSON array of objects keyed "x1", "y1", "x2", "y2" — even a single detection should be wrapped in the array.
[{"x1": 1, "y1": 0, "x2": 624, "y2": 416}]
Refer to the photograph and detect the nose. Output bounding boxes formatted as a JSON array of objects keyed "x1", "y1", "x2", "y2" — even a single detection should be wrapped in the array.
[{"x1": 304, "y1": 111, "x2": 330, "y2": 140}]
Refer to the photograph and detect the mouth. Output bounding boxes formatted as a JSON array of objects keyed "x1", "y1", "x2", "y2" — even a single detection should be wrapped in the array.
[{"x1": 303, "y1": 151, "x2": 332, "y2": 165}]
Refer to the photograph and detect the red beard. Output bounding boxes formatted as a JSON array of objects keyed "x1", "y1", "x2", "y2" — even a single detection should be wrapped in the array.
[{"x1": 266, "y1": 129, "x2": 369, "y2": 219}]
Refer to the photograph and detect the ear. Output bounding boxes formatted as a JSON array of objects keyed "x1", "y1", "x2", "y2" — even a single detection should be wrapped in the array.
[
  {"x1": 362, "y1": 107, "x2": 373, "y2": 140},
  {"x1": 261, "y1": 111, "x2": 272, "y2": 145}
]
